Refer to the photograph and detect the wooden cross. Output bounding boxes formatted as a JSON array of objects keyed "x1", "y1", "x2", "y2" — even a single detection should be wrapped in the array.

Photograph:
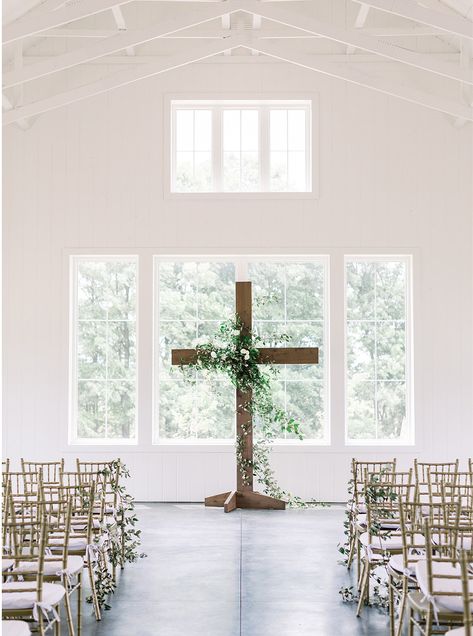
[{"x1": 171, "y1": 281, "x2": 319, "y2": 513}]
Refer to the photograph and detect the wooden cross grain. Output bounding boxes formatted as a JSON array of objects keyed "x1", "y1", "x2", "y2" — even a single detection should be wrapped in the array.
[{"x1": 171, "y1": 281, "x2": 319, "y2": 513}]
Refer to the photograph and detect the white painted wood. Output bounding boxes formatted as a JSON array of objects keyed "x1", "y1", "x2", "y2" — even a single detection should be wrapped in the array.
[
  {"x1": 347, "y1": 3, "x2": 370, "y2": 54},
  {"x1": 240, "y1": 2, "x2": 473, "y2": 83},
  {"x1": 3, "y1": 36, "x2": 247, "y2": 124},
  {"x1": 3, "y1": 0, "x2": 134, "y2": 43},
  {"x1": 354, "y1": 0, "x2": 473, "y2": 39},
  {"x1": 3, "y1": 40, "x2": 472, "y2": 502},
  {"x1": 3, "y1": 3, "x2": 239, "y2": 89},
  {"x1": 250, "y1": 41, "x2": 473, "y2": 120}
]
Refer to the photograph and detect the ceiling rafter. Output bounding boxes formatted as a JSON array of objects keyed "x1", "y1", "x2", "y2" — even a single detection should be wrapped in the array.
[
  {"x1": 353, "y1": 0, "x2": 473, "y2": 39},
  {"x1": 3, "y1": 2, "x2": 239, "y2": 88},
  {"x1": 4, "y1": 36, "x2": 472, "y2": 126},
  {"x1": 3, "y1": 34, "x2": 247, "y2": 125},
  {"x1": 239, "y1": 2, "x2": 473, "y2": 83},
  {"x1": 4, "y1": 1, "x2": 473, "y2": 90}
]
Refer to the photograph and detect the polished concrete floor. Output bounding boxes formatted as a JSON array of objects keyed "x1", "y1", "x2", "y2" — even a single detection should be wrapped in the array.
[{"x1": 79, "y1": 503, "x2": 390, "y2": 635}]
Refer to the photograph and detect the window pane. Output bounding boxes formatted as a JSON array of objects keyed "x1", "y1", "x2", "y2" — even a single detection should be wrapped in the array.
[
  {"x1": 223, "y1": 110, "x2": 240, "y2": 152},
  {"x1": 172, "y1": 101, "x2": 311, "y2": 193},
  {"x1": 288, "y1": 110, "x2": 305, "y2": 151},
  {"x1": 270, "y1": 110, "x2": 287, "y2": 151},
  {"x1": 155, "y1": 260, "x2": 236, "y2": 441},
  {"x1": 249, "y1": 260, "x2": 327, "y2": 441},
  {"x1": 73, "y1": 257, "x2": 137, "y2": 443},
  {"x1": 346, "y1": 258, "x2": 411, "y2": 442},
  {"x1": 194, "y1": 110, "x2": 211, "y2": 152}
]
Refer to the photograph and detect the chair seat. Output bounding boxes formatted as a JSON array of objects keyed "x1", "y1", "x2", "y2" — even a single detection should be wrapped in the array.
[
  {"x1": 2, "y1": 620, "x2": 31, "y2": 636},
  {"x1": 49, "y1": 536, "x2": 87, "y2": 551},
  {"x1": 445, "y1": 629, "x2": 466, "y2": 635},
  {"x1": 2, "y1": 582, "x2": 65, "y2": 610},
  {"x1": 360, "y1": 532, "x2": 423, "y2": 552},
  {"x1": 357, "y1": 514, "x2": 399, "y2": 530},
  {"x1": 415, "y1": 560, "x2": 473, "y2": 615},
  {"x1": 2, "y1": 559, "x2": 15, "y2": 572},
  {"x1": 388, "y1": 554, "x2": 418, "y2": 576},
  {"x1": 12, "y1": 556, "x2": 83, "y2": 577}
]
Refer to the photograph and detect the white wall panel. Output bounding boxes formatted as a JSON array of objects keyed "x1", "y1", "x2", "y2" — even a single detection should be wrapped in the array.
[{"x1": 3, "y1": 60, "x2": 472, "y2": 501}]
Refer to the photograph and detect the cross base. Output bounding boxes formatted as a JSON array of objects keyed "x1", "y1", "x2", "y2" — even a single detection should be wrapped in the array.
[{"x1": 204, "y1": 490, "x2": 286, "y2": 513}]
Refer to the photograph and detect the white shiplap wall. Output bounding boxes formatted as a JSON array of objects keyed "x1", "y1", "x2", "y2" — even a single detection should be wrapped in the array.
[{"x1": 3, "y1": 60, "x2": 473, "y2": 501}]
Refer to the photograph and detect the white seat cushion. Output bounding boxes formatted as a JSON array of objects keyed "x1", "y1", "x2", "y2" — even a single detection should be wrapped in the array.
[
  {"x1": 49, "y1": 536, "x2": 87, "y2": 551},
  {"x1": 13, "y1": 556, "x2": 83, "y2": 577},
  {"x1": 415, "y1": 560, "x2": 473, "y2": 614},
  {"x1": 2, "y1": 620, "x2": 31, "y2": 636},
  {"x1": 2, "y1": 582, "x2": 65, "y2": 610},
  {"x1": 445, "y1": 629, "x2": 466, "y2": 635},
  {"x1": 360, "y1": 532, "x2": 423, "y2": 552}
]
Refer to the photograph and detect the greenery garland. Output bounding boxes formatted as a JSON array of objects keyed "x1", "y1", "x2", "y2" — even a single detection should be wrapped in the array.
[
  {"x1": 86, "y1": 459, "x2": 146, "y2": 610},
  {"x1": 177, "y1": 316, "x2": 321, "y2": 507}
]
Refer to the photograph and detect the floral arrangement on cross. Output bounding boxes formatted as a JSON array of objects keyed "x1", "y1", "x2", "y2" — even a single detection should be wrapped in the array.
[{"x1": 172, "y1": 280, "x2": 320, "y2": 511}]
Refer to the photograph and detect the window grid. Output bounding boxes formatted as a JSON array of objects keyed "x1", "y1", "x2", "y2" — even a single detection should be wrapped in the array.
[
  {"x1": 171, "y1": 101, "x2": 311, "y2": 194},
  {"x1": 70, "y1": 257, "x2": 138, "y2": 445},
  {"x1": 345, "y1": 257, "x2": 412, "y2": 444}
]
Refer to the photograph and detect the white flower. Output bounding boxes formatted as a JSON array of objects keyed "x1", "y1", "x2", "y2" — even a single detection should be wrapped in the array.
[
  {"x1": 210, "y1": 351, "x2": 217, "y2": 359},
  {"x1": 240, "y1": 348, "x2": 250, "y2": 361},
  {"x1": 233, "y1": 329, "x2": 240, "y2": 336}
]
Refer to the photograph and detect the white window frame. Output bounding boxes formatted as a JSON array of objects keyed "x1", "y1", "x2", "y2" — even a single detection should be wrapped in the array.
[
  {"x1": 166, "y1": 98, "x2": 317, "y2": 199},
  {"x1": 69, "y1": 255, "x2": 139, "y2": 446},
  {"x1": 344, "y1": 254, "x2": 414, "y2": 446},
  {"x1": 153, "y1": 254, "x2": 330, "y2": 446}
]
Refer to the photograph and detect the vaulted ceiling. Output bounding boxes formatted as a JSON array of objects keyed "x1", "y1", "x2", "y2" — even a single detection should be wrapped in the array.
[{"x1": 3, "y1": 0, "x2": 473, "y2": 130}]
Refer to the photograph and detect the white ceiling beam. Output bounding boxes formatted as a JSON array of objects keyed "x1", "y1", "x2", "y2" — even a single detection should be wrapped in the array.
[
  {"x1": 3, "y1": 0, "x2": 134, "y2": 44},
  {"x1": 248, "y1": 40, "x2": 473, "y2": 120},
  {"x1": 111, "y1": 5, "x2": 135, "y2": 56},
  {"x1": 3, "y1": 35, "x2": 247, "y2": 126},
  {"x1": 3, "y1": 3, "x2": 238, "y2": 89},
  {"x1": 347, "y1": 3, "x2": 370, "y2": 54},
  {"x1": 2, "y1": 93, "x2": 30, "y2": 130},
  {"x1": 38, "y1": 25, "x2": 445, "y2": 38},
  {"x1": 353, "y1": 0, "x2": 473, "y2": 39},
  {"x1": 239, "y1": 1, "x2": 473, "y2": 83}
]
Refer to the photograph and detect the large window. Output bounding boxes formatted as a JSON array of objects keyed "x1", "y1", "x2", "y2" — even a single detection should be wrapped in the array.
[
  {"x1": 171, "y1": 101, "x2": 312, "y2": 194},
  {"x1": 154, "y1": 257, "x2": 328, "y2": 442},
  {"x1": 345, "y1": 256, "x2": 412, "y2": 443},
  {"x1": 70, "y1": 257, "x2": 138, "y2": 444}
]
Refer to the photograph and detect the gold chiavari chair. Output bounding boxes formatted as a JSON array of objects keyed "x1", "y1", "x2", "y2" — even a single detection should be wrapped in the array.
[
  {"x1": 2, "y1": 518, "x2": 66, "y2": 635},
  {"x1": 53, "y1": 479, "x2": 103, "y2": 621},
  {"x1": 356, "y1": 469, "x2": 412, "y2": 618},
  {"x1": 415, "y1": 460, "x2": 459, "y2": 509},
  {"x1": 346, "y1": 458, "x2": 397, "y2": 574},
  {"x1": 407, "y1": 519, "x2": 473, "y2": 636},
  {"x1": 445, "y1": 550, "x2": 473, "y2": 636},
  {"x1": 76, "y1": 460, "x2": 124, "y2": 570},
  {"x1": 21, "y1": 460, "x2": 64, "y2": 488},
  {"x1": 7, "y1": 472, "x2": 41, "y2": 505},
  {"x1": 389, "y1": 500, "x2": 461, "y2": 636}
]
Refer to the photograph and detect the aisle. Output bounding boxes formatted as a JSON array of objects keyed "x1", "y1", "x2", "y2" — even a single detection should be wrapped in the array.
[{"x1": 81, "y1": 504, "x2": 389, "y2": 635}]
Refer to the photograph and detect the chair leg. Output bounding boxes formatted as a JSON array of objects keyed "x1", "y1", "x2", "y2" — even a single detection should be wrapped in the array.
[
  {"x1": 388, "y1": 574, "x2": 395, "y2": 636},
  {"x1": 356, "y1": 559, "x2": 370, "y2": 617},
  {"x1": 64, "y1": 586, "x2": 75, "y2": 636},
  {"x1": 54, "y1": 610, "x2": 61, "y2": 636},
  {"x1": 395, "y1": 580, "x2": 408, "y2": 636},
  {"x1": 120, "y1": 509, "x2": 126, "y2": 570},
  {"x1": 77, "y1": 571, "x2": 82, "y2": 636},
  {"x1": 38, "y1": 611, "x2": 45, "y2": 636},
  {"x1": 407, "y1": 606, "x2": 415, "y2": 636},
  {"x1": 87, "y1": 558, "x2": 102, "y2": 621}
]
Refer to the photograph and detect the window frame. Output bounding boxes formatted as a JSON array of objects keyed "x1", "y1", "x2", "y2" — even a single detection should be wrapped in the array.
[
  {"x1": 153, "y1": 254, "x2": 330, "y2": 446},
  {"x1": 343, "y1": 254, "x2": 414, "y2": 446},
  {"x1": 165, "y1": 97, "x2": 318, "y2": 199},
  {"x1": 68, "y1": 254, "x2": 139, "y2": 446}
]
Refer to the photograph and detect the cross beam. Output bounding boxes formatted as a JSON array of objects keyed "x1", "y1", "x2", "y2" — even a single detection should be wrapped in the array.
[{"x1": 172, "y1": 281, "x2": 318, "y2": 512}]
